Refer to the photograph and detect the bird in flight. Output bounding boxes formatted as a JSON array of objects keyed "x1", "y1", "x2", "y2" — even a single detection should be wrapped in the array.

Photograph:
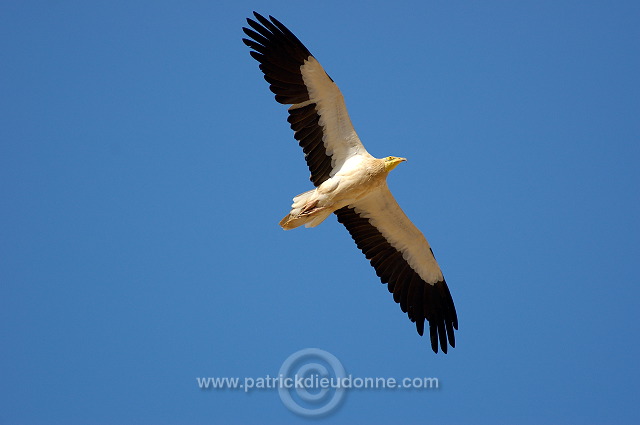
[{"x1": 242, "y1": 12, "x2": 458, "y2": 353}]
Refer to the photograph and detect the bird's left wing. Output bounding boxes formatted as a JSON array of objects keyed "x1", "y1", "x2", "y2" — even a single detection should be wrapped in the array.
[
  {"x1": 242, "y1": 12, "x2": 371, "y2": 187},
  {"x1": 335, "y1": 185, "x2": 458, "y2": 353}
]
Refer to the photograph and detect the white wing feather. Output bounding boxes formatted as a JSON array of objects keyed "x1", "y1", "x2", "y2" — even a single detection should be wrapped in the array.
[
  {"x1": 350, "y1": 184, "x2": 444, "y2": 284},
  {"x1": 295, "y1": 57, "x2": 373, "y2": 174}
]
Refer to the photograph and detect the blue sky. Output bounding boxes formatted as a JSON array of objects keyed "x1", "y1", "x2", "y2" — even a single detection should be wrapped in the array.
[{"x1": 1, "y1": 1, "x2": 639, "y2": 424}]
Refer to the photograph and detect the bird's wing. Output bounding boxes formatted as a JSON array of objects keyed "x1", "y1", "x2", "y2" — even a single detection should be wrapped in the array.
[
  {"x1": 335, "y1": 184, "x2": 458, "y2": 353},
  {"x1": 242, "y1": 12, "x2": 372, "y2": 187}
]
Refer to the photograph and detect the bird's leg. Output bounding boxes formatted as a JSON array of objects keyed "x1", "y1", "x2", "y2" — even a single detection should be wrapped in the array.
[{"x1": 300, "y1": 199, "x2": 319, "y2": 214}]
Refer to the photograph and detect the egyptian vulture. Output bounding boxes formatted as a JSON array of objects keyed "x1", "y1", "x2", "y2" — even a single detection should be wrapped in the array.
[{"x1": 242, "y1": 12, "x2": 458, "y2": 353}]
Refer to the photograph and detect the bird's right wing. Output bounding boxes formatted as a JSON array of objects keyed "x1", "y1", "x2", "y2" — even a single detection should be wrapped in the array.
[
  {"x1": 242, "y1": 12, "x2": 372, "y2": 187},
  {"x1": 335, "y1": 184, "x2": 458, "y2": 353}
]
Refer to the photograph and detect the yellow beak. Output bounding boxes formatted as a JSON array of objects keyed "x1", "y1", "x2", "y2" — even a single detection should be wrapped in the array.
[{"x1": 386, "y1": 157, "x2": 407, "y2": 172}]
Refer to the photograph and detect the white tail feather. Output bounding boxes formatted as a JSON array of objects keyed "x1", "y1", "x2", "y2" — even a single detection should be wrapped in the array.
[{"x1": 279, "y1": 189, "x2": 333, "y2": 230}]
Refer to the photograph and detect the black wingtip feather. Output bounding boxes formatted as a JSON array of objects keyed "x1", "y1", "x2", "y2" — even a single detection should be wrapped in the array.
[{"x1": 429, "y1": 323, "x2": 439, "y2": 353}]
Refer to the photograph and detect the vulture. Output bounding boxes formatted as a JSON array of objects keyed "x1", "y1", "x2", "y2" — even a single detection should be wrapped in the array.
[{"x1": 242, "y1": 12, "x2": 458, "y2": 353}]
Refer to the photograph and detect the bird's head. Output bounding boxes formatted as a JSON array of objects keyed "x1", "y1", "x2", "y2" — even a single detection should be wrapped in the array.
[{"x1": 383, "y1": 156, "x2": 407, "y2": 172}]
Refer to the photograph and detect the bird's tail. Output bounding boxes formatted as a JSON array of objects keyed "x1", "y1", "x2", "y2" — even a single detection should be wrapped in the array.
[{"x1": 279, "y1": 189, "x2": 333, "y2": 230}]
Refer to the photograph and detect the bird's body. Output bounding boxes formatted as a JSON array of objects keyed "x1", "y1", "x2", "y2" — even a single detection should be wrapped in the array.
[
  {"x1": 242, "y1": 12, "x2": 458, "y2": 353},
  {"x1": 280, "y1": 155, "x2": 402, "y2": 230}
]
